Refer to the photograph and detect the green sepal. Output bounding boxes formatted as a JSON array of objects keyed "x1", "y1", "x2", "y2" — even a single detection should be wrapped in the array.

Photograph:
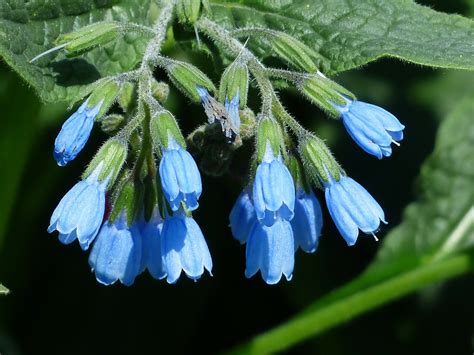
[
  {"x1": 117, "y1": 82, "x2": 137, "y2": 113},
  {"x1": 300, "y1": 74, "x2": 356, "y2": 117},
  {"x1": 219, "y1": 60, "x2": 249, "y2": 108},
  {"x1": 82, "y1": 139, "x2": 127, "y2": 188},
  {"x1": 270, "y1": 32, "x2": 319, "y2": 73},
  {"x1": 166, "y1": 61, "x2": 216, "y2": 102},
  {"x1": 151, "y1": 79, "x2": 170, "y2": 103},
  {"x1": 56, "y1": 22, "x2": 120, "y2": 57},
  {"x1": 143, "y1": 173, "x2": 159, "y2": 222},
  {"x1": 87, "y1": 79, "x2": 121, "y2": 119},
  {"x1": 176, "y1": 0, "x2": 202, "y2": 25},
  {"x1": 298, "y1": 135, "x2": 342, "y2": 187},
  {"x1": 100, "y1": 114, "x2": 125, "y2": 135},
  {"x1": 150, "y1": 111, "x2": 186, "y2": 149},
  {"x1": 286, "y1": 154, "x2": 311, "y2": 193},
  {"x1": 108, "y1": 171, "x2": 144, "y2": 226},
  {"x1": 256, "y1": 117, "x2": 284, "y2": 162},
  {"x1": 239, "y1": 108, "x2": 257, "y2": 140}
]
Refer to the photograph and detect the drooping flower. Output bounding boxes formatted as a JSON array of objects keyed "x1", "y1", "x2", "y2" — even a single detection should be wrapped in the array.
[
  {"x1": 140, "y1": 212, "x2": 165, "y2": 280},
  {"x1": 245, "y1": 218, "x2": 295, "y2": 285},
  {"x1": 159, "y1": 137, "x2": 202, "y2": 212},
  {"x1": 54, "y1": 99, "x2": 103, "y2": 166},
  {"x1": 161, "y1": 212, "x2": 213, "y2": 284},
  {"x1": 229, "y1": 188, "x2": 256, "y2": 244},
  {"x1": 291, "y1": 188, "x2": 323, "y2": 253},
  {"x1": 325, "y1": 175, "x2": 386, "y2": 246},
  {"x1": 88, "y1": 215, "x2": 142, "y2": 286},
  {"x1": 335, "y1": 99, "x2": 404, "y2": 159},
  {"x1": 253, "y1": 143, "x2": 295, "y2": 226},
  {"x1": 48, "y1": 163, "x2": 107, "y2": 250}
]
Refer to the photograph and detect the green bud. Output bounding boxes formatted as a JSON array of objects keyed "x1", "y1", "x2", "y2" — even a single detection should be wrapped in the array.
[
  {"x1": 150, "y1": 111, "x2": 186, "y2": 149},
  {"x1": 299, "y1": 73, "x2": 355, "y2": 117},
  {"x1": 256, "y1": 117, "x2": 284, "y2": 162},
  {"x1": 286, "y1": 155, "x2": 311, "y2": 192},
  {"x1": 109, "y1": 172, "x2": 144, "y2": 225},
  {"x1": 298, "y1": 135, "x2": 342, "y2": 186},
  {"x1": 83, "y1": 139, "x2": 127, "y2": 187},
  {"x1": 88, "y1": 79, "x2": 121, "y2": 119},
  {"x1": 239, "y1": 108, "x2": 257, "y2": 140},
  {"x1": 56, "y1": 22, "x2": 120, "y2": 56},
  {"x1": 176, "y1": 0, "x2": 201, "y2": 25},
  {"x1": 219, "y1": 60, "x2": 249, "y2": 108},
  {"x1": 269, "y1": 32, "x2": 319, "y2": 73},
  {"x1": 100, "y1": 114, "x2": 125, "y2": 135},
  {"x1": 151, "y1": 79, "x2": 170, "y2": 103},
  {"x1": 166, "y1": 61, "x2": 216, "y2": 102},
  {"x1": 117, "y1": 82, "x2": 136, "y2": 113}
]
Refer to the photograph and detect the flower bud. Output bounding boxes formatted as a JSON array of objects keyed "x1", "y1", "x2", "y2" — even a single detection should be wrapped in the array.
[
  {"x1": 56, "y1": 22, "x2": 120, "y2": 56},
  {"x1": 166, "y1": 61, "x2": 216, "y2": 102},
  {"x1": 150, "y1": 111, "x2": 186, "y2": 150},
  {"x1": 239, "y1": 108, "x2": 257, "y2": 140},
  {"x1": 176, "y1": 0, "x2": 202, "y2": 25},
  {"x1": 88, "y1": 79, "x2": 121, "y2": 119},
  {"x1": 298, "y1": 135, "x2": 342, "y2": 185},
  {"x1": 270, "y1": 32, "x2": 319, "y2": 73},
  {"x1": 219, "y1": 60, "x2": 249, "y2": 108},
  {"x1": 299, "y1": 74, "x2": 355, "y2": 117},
  {"x1": 83, "y1": 139, "x2": 127, "y2": 187},
  {"x1": 100, "y1": 114, "x2": 125, "y2": 135},
  {"x1": 256, "y1": 117, "x2": 284, "y2": 162},
  {"x1": 117, "y1": 82, "x2": 136, "y2": 113},
  {"x1": 151, "y1": 79, "x2": 170, "y2": 103}
]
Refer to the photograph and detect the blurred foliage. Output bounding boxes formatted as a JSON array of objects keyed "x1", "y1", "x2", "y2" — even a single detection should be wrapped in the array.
[{"x1": 0, "y1": 1, "x2": 473, "y2": 355}]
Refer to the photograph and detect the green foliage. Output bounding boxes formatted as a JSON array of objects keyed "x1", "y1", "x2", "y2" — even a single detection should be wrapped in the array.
[
  {"x1": 226, "y1": 92, "x2": 474, "y2": 354},
  {"x1": 0, "y1": 0, "x2": 160, "y2": 103}
]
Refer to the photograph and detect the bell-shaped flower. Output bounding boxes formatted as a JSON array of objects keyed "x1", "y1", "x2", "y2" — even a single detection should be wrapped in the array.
[
  {"x1": 291, "y1": 188, "x2": 323, "y2": 253},
  {"x1": 140, "y1": 211, "x2": 165, "y2": 280},
  {"x1": 159, "y1": 138, "x2": 202, "y2": 212},
  {"x1": 48, "y1": 164, "x2": 106, "y2": 250},
  {"x1": 335, "y1": 100, "x2": 404, "y2": 159},
  {"x1": 229, "y1": 188, "x2": 256, "y2": 244},
  {"x1": 161, "y1": 212, "x2": 213, "y2": 284},
  {"x1": 325, "y1": 175, "x2": 386, "y2": 246},
  {"x1": 88, "y1": 214, "x2": 142, "y2": 286},
  {"x1": 245, "y1": 218, "x2": 295, "y2": 285},
  {"x1": 253, "y1": 144, "x2": 295, "y2": 226},
  {"x1": 54, "y1": 99, "x2": 102, "y2": 166}
]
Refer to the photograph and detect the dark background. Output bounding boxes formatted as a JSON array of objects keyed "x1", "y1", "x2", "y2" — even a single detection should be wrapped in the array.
[{"x1": 0, "y1": 1, "x2": 473, "y2": 354}]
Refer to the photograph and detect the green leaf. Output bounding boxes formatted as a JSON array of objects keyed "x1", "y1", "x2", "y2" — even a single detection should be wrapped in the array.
[
  {"x1": 0, "y1": 284, "x2": 9, "y2": 295},
  {"x1": 223, "y1": 92, "x2": 474, "y2": 355},
  {"x1": 0, "y1": 0, "x2": 160, "y2": 103},
  {"x1": 209, "y1": 0, "x2": 474, "y2": 74}
]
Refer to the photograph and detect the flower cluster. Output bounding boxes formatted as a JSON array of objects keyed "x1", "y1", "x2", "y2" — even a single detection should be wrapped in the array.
[{"x1": 43, "y1": 0, "x2": 405, "y2": 286}]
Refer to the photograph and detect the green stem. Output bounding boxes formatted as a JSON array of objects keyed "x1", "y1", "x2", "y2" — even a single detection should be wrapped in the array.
[{"x1": 222, "y1": 254, "x2": 473, "y2": 355}]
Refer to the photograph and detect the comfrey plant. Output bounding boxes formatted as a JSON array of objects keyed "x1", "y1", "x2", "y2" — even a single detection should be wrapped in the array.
[{"x1": 39, "y1": 0, "x2": 405, "y2": 286}]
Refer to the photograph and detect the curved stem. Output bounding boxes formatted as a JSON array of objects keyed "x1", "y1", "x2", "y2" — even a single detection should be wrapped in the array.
[{"x1": 221, "y1": 254, "x2": 473, "y2": 355}]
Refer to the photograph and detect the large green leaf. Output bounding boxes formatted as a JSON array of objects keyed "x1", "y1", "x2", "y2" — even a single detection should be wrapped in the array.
[
  {"x1": 209, "y1": 0, "x2": 474, "y2": 74},
  {"x1": 0, "y1": 0, "x2": 161, "y2": 103},
  {"x1": 224, "y1": 92, "x2": 474, "y2": 354}
]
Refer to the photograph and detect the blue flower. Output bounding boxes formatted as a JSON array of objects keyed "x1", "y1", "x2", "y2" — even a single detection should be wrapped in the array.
[
  {"x1": 48, "y1": 164, "x2": 106, "y2": 250},
  {"x1": 140, "y1": 212, "x2": 165, "y2": 280},
  {"x1": 245, "y1": 218, "x2": 294, "y2": 284},
  {"x1": 253, "y1": 144, "x2": 295, "y2": 226},
  {"x1": 224, "y1": 92, "x2": 241, "y2": 139},
  {"x1": 325, "y1": 175, "x2": 386, "y2": 246},
  {"x1": 291, "y1": 188, "x2": 323, "y2": 253},
  {"x1": 335, "y1": 100, "x2": 405, "y2": 159},
  {"x1": 161, "y1": 212, "x2": 212, "y2": 284},
  {"x1": 54, "y1": 99, "x2": 102, "y2": 166},
  {"x1": 229, "y1": 188, "x2": 256, "y2": 244},
  {"x1": 88, "y1": 215, "x2": 142, "y2": 286},
  {"x1": 159, "y1": 138, "x2": 202, "y2": 212}
]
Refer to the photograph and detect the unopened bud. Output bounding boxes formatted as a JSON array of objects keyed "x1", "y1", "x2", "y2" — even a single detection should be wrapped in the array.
[
  {"x1": 109, "y1": 172, "x2": 143, "y2": 225},
  {"x1": 100, "y1": 114, "x2": 125, "y2": 135},
  {"x1": 166, "y1": 61, "x2": 216, "y2": 102},
  {"x1": 270, "y1": 32, "x2": 319, "y2": 73},
  {"x1": 56, "y1": 22, "x2": 120, "y2": 56},
  {"x1": 117, "y1": 82, "x2": 136, "y2": 113},
  {"x1": 176, "y1": 0, "x2": 202, "y2": 25},
  {"x1": 151, "y1": 80, "x2": 170, "y2": 103}
]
